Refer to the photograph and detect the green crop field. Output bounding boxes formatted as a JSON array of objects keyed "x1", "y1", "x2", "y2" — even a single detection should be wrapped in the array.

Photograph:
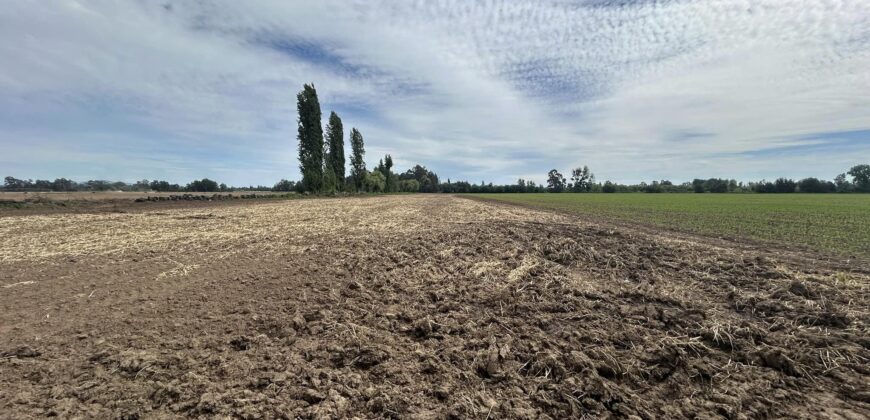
[{"x1": 470, "y1": 193, "x2": 870, "y2": 258}]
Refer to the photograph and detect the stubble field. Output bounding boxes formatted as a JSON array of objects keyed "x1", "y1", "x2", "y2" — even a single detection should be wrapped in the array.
[{"x1": 0, "y1": 195, "x2": 868, "y2": 418}]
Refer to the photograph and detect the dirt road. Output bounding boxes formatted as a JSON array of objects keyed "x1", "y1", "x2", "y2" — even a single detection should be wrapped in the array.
[{"x1": 1, "y1": 195, "x2": 867, "y2": 418}]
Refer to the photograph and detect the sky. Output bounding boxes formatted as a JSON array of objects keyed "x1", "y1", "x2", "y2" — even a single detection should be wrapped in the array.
[{"x1": 1, "y1": 0, "x2": 869, "y2": 186}]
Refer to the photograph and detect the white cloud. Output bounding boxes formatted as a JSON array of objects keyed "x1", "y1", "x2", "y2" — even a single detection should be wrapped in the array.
[{"x1": 1, "y1": 0, "x2": 868, "y2": 185}]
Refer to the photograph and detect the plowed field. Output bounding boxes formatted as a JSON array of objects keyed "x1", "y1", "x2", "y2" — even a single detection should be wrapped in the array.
[{"x1": 1, "y1": 195, "x2": 867, "y2": 418}]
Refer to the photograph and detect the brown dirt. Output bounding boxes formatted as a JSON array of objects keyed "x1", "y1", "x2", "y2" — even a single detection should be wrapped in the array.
[
  {"x1": 0, "y1": 191, "x2": 293, "y2": 218},
  {"x1": 0, "y1": 195, "x2": 867, "y2": 419}
]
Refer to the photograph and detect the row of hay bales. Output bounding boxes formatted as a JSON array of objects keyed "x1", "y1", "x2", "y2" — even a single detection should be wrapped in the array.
[{"x1": 134, "y1": 193, "x2": 291, "y2": 203}]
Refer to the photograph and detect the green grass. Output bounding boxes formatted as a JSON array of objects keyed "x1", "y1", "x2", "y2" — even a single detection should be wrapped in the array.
[{"x1": 471, "y1": 193, "x2": 870, "y2": 258}]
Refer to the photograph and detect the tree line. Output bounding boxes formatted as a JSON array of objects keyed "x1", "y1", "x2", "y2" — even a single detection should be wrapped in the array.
[
  {"x1": 0, "y1": 176, "x2": 270, "y2": 193},
  {"x1": 389, "y1": 164, "x2": 870, "y2": 194},
  {"x1": 6, "y1": 163, "x2": 868, "y2": 195},
  {"x1": 454, "y1": 164, "x2": 870, "y2": 194}
]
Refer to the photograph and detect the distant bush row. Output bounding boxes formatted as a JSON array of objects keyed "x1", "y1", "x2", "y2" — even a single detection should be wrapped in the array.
[
  {"x1": 1, "y1": 176, "x2": 268, "y2": 193},
  {"x1": 534, "y1": 164, "x2": 870, "y2": 193},
  {"x1": 6, "y1": 163, "x2": 867, "y2": 195},
  {"x1": 430, "y1": 164, "x2": 870, "y2": 194}
]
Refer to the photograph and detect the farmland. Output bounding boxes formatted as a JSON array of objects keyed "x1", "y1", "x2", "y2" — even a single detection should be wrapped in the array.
[
  {"x1": 1, "y1": 195, "x2": 868, "y2": 418},
  {"x1": 472, "y1": 193, "x2": 870, "y2": 259}
]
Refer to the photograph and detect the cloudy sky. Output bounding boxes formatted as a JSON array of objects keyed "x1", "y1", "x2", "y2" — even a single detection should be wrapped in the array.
[{"x1": 2, "y1": 1, "x2": 869, "y2": 186}]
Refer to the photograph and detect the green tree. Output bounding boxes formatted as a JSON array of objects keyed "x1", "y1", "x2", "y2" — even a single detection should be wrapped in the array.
[
  {"x1": 186, "y1": 178, "x2": 219, "y2": 192},
  {"x1": 399, "y1": 179, "x2": 420, "y2": 192},
  {"x1": 4, "y1": 176, "x2": 32, "y2": 191},
  {"x1": 834, "y1": 173, "x2": 852, "y2": 192},
  {"x1": 325, "y1": 111, "x2": 345, "y2": 191},
  {"x1": 349, "y1": 128, "x2": 366, "y2": 192},
  {"x1": 34, "y1": 179, "x2": 52, "y2": 190},
  {"x1": 364, "y1": 170, "x2": 386, "y2": 192},
  {"x1": 848, "y1": 164, "x2": 870, "y2": 192},
  {"x1": 149, "y1": 180, "x2": 179, "y2": 192},
  {"x1": 773, "y1": 178, "x2": 796, "y2": 193},
  {"x1": 400, "y1": 164, "x2": 439, "y2": 192},
  {"x1": 797, "y1": 177, "x2": 834, "y2": 193},
  {"x1": 569, "y1": 166, "x2": 594, "y2": 192},
  {"x1": 86, "y1": 180, "x2": 112, "y2": 191},
  {"x1": 706, "y1": 178, "x2": 730, "y2": 193},
  {"x1": 272, "y1": 179, "x2": 295, "y2": 192},
  {"x1": 133, "y1": 179, "x2": 150, "y2": 191},
  {"x1": 297, "y1": 84, "x2": 324, "y2": 193},
  {"x1": 52, "y1": 178, "x2": 76, "y2": 191},
  {"x1": 546, "y1": 169, "x2": 566, "y2": 192},
  {"x1": 322, "y1": 166, "x2": 337, "y2": 193},
  {"x1": 383, "y1": 154, "x2": 394, "y2": 192},
  {"x1": 376, "y1": 155, "x2": 396, "y2": 192}
]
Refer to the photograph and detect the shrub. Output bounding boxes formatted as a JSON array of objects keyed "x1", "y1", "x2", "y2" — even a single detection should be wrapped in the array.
[
  {"x1": 364, "y1": 171, "x2": 386, "y2": 193},
  {"x1": 186, "y1": 178, "x2": 220, "y2": 192}
]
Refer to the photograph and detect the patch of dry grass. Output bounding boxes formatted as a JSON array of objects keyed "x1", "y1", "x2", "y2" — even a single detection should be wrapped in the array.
[{"x1": 0, "y1": 196, "x2": 572, "y2": 264}]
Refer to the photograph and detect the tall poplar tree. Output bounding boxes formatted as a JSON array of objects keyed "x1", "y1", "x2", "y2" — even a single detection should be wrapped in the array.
[
  {"x1": 383, "y1": 154, "x2": 394, "y2": 192},
  {"x1": 349, "y1": 128, "x2": 366, "y2": 192},
  {"x1": 297, "y1": 84, "x2": 324, "y2": 193},
  {"x1": 325, "y1": 111, "x2": 345, "y2": 191}
]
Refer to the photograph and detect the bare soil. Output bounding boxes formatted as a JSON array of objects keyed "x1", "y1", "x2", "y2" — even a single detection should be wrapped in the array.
[
  {"x1": 0, "y1": 191, "x2": 294, "y2": 218},
  {"x1": 0, "y1": 195, "x2": 867, "y2": 419}
]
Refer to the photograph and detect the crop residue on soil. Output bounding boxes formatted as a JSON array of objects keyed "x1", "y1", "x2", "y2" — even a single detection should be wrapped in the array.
[{"x1": 0, "y1": 195, "x2": 867, "y2": 418}]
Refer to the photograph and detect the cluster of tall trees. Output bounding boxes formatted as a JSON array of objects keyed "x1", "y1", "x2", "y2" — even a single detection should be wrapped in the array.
[
  {"x1": 399, "y1": 165, "x2": 439, "y2": 193},
  {"x1": 185, "y1": 178, "x2": 223, "y2": 192},
  {"x1": 544, "y1": 166, "x2": 595, "y2": 192},
  {"x1": 294, "y1": 84, "x2": 440, "y2": 194},
  {"x1": 296, "y1": 84, "x2": 375, "y2": 193}
]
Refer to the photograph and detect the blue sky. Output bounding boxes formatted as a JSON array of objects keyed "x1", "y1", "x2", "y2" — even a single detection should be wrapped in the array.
[{"x1": 1, "y1": 1, "x2": 869, "y2": 186}]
